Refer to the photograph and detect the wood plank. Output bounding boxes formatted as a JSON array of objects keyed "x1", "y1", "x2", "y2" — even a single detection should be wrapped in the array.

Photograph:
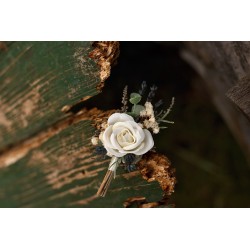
[
  {"x1": 0, "y1": 41, "x2": 172, "y2": 207},
  {"x1": 0, "y1": 42, "x2": 104, "y2": 150},
  {"x1": 182, "y1": 42, "x2": 250, "y2": 162},
  {"x1": 226, "y1": 75, "x2": 250, "y2": 120},
  {"x1": 0, "y1": 109, "x2": 162, "y2": 207}
]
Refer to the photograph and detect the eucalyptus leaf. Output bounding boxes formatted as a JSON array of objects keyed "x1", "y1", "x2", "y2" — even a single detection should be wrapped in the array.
[
  {"x1": 129, "y1": 93, "x2": 142, "y2": 105},
  {"x1": 132, "y1": 105, "x2": 145, "y2": 116},
  {"x1": 126, "y1": 112, "x2": 137, "y2": 118}
]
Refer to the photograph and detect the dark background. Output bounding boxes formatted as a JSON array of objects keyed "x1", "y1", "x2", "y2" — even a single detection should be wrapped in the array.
[{"x1": 85, "y1": 42, "x2": 250, "y2": 207}]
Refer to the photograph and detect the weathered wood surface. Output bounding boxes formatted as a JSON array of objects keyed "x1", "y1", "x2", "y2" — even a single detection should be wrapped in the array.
[
  {"x1": 0, "y1": 108, "x2": 162, "y2": 207},
  {"x1": 0, "y1": 41, "x2": 166, "y2": 207},
  {"x1": 182, "y1": 42, "x2": 250, "y2": 163},
  {"x1": 227, "y1": 76, "x2": 250, "y2": 120},
  {"x1": 0, "y1": 42, "x2": 101, "y2": 150}
]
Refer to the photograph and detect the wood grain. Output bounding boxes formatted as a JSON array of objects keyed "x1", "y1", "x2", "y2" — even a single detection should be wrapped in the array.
[
  {"x1": 0, "y1": 42, "x2": 165, "y2": 207},
  {"x1": 0, "y1": 42, "x2": 100, "y2": 150},
  {"x1": 227, "y1": 75, "x2": 250, "y2": 120},
  {"x1": 182, "y1": 42, "x2": 250, "y2": 163},
  {"x1": 0, "y1": 109, "x2": 162, "y2": 207}
]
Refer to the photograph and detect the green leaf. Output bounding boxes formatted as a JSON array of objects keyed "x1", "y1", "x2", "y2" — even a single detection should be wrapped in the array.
[
  {"x1": 129, "y1": 92, "x2": 142, "y2": 105},
  {"x1": 126, "y1": 112, "x2": 137, "y2": 118},
  {"x1": 132, "y1": 104, "x2": 145, "y2": 116}
]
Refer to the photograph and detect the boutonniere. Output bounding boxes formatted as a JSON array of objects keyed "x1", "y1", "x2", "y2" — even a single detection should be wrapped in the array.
[{"x1": 91, "y1": 81, "x2": 175, "y2": 197}]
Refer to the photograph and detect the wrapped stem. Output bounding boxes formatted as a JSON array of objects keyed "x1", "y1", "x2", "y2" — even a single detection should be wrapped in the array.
[
  {"x1": 96, "y1": 170, "x2": 114, "y2": 197},
  {"x1": 97, "y1": 156, "x2": 120, "y2": 197}
]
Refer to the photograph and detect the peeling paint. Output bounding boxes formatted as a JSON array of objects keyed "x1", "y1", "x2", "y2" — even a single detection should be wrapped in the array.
[
  {"x1": 0, "y1": 42, "x2": 7, "y2": 51},
  {"x1": 138, "y1": 152, "x2": 176, "y2": 196},
  {"x1": 69, "y1": 194, "x2": 98, "y2": 206},
  {"x1": 123, "y1": 196, "x2": 173, "y2": 208},
  {"x1": 89, "y1": 41, "x2": 120, "y2": 92},
  {"x1": 0, "y1": 108, "x2": 107, "y2": 168},
  {"x1": 48, "y1": 163, "x2": 106, "y2": 189},
  {"x1": 48, "y1": 180, "x2": 96, "y2": 201},
  {"x1": 123, "y1": 196, "x2": 146, "y2": 207},
  {"x1": 28, "y1": 150, "x2": 50, "y2": 166},
  {"x1": 0, "y1": 111, "x2": 12, "y2": 127},
  {"x1": 0, "y1": 76, "x2": 49, "y2": 132},
  {"x1": 61, "y1": 105, "x2": 71, "y2": 113},
  {"x1": 20, "y1": 95, "x2": 39, "y2": 127},
  {"x1": 81, "y1": 95, "x2": 92, "y2": 102}
]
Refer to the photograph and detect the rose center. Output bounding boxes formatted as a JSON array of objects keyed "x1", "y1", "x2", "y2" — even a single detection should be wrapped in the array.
[{"x1": 117, "y1": 129, "x2": 135, "y2": 147}]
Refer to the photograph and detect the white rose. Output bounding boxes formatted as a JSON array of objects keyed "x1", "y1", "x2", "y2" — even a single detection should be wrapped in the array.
[{"x1": 101, "y1": 113, "x2": 154, "y2": 157}]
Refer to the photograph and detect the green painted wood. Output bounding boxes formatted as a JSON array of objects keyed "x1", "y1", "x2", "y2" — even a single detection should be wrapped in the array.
[
  {"x1": 0, "y1": 41, "x2": 165, "y2": 207},
  {"x1": 0, "y1": 118, "x2": 162, "y2": 208},
  {"x1": 0, "y1": 42, "x2": 100, "y2": 150}
]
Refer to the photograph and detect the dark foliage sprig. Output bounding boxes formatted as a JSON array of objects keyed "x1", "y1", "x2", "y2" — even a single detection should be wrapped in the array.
[
  {"x1": 138, "y1": 81, "x2": 147, "y2": 96},
  {"x1": 121, "y1": 85, "x2": 128, "y2": 112},
  {"x1": 147, "y1": 85, "x2": 158, "y2": 102}
]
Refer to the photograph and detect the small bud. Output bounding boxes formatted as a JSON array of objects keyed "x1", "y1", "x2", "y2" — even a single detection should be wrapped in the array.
[
  {"x1": 91, "y1": 136, "x2": 99, "y2": 146},
  {"x1": 123, "y1": 153, "x2": 136, "y2": 165},
  {"x1": 95, "y1": 146, "x2": 107, "y2": 155}
]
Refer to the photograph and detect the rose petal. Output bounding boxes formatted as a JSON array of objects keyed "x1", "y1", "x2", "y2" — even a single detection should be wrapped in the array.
[
  {"x1": 110, "y1": 133, "x2": 123, "y2": 151},
  {"x1": 116, "y1": 129, "x2": 135, "y2": 147},
  {"x1": 113, "y1": 121, "x2": 145, "y2": 151},
  {"x1": 131, "y1": 129, "x2": 154, "y2": 155},
  {"x1": 108, "y1": 113, "x2": 134, "y2": 125},
  {"x1": 103, "y1": 126, "x2": 115, "y2": 149},
  {"x1": 112, "y1": 126, "x2": 124, "y2": 136},
  {"x1": 112, "y1": 121, "x2": 136, "y2": 135},
  {"x1": 103, "y1": 115, "x2": 154, "y2": 157},
  {"x1": 112, "y1": 127, "x2": 132, "y2": 148},
  {"x1": 105, "y1": 146, "x2": 125, "y2": 157},
  {"x1": 129, "y1": 142, "x2": 145, "y2": 155},
  {"x1": 123, "y1": 126, "x2": 145, "y2": 150}
]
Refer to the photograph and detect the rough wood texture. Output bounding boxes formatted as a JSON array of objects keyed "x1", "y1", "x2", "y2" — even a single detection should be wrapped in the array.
[
  {"x1": 182, "y1": 42, "x2": 250, "y2": 163},
  {"x1": 0, "y1": 41, "x2": 168, "y2": 207},
  {"x1": 0, "y1": 108, "x2": 162, "y2": 207},
  {"x1": 227, "y1": 76, "x2": 250, "y2": 119},
  {"x1": 0, "y1": 42, "x2": 101, "y2": 150}
]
